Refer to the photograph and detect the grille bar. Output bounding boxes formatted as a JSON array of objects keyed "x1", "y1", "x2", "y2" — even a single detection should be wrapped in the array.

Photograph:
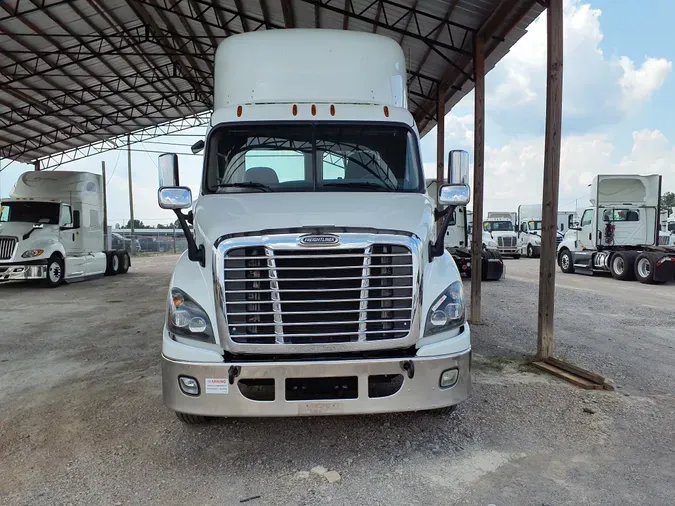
[
  {"x1": 0, "y1": 236, "x2": 18, "y2": 260},
  {"x1": 223, "y1": 243, "x2": 414, "y2": 345}
]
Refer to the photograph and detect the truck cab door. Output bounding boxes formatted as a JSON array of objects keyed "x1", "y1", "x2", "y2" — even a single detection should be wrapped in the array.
[
  {"x1": 59, "y1": 204, "x2": 77, "y2": 252},
  {"x1": 578, "y1": 209, "x2": 594, "y2": 250}
]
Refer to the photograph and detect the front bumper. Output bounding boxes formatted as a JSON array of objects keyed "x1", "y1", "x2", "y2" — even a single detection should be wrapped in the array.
[
  {"x1": 498, "y1": 247, "x2": 518, "y2": 255},
  {"x1": 0, "y1": 261, "x2": 48, "y2": 282},
  {"x1": 162, "y1": 347, "x2": 471, "y2": 417}
]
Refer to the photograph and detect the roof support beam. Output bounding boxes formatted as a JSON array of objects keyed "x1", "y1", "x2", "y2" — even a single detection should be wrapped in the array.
[
  {"x1": 0, "y1": 0, "x2": 70, "y2": 21},
  {"x1": 537, "y1": 0, "x2": 563, "y2": 359},
  {"x1": 233, "y1": 0, "x2": 250, "y2": 31},
  {"x1": 469, "y1": 34, "x2": 485, "y2": 325},
  {"x1": 281, "y1": 0, "x2": 296, "y2": 28},
  {"x1": 371, "y1": 1, "x2": 382, "y2": 33}
]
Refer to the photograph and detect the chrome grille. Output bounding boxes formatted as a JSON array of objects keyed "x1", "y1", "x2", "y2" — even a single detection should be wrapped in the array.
[
  {"x1": 222, "y1": 245, "x2": 414, "y2": 344},
  {"x1": 659, "y1": 235, "x2": 669, "y2": 245},
  {"x1": 497, "y1": 236, "x2": 516, "y2": 248},
  {"x1": 0, "y1": 236, "x2": 17, "y2": 260}
]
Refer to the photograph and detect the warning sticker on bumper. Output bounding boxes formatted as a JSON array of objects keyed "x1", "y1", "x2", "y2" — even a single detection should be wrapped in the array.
[{"x1": 205, "y1": 378, "x2": 229, "y2": 394}]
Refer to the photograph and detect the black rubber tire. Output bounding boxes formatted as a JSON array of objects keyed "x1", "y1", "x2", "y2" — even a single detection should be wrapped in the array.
[
  {"x1": 558, "y1": 249, "x2": 575, "y2": 274},
  {"x1": 116, "y1": 250, "x2": 130, "y2": 274},
  {"x1": 527, "y1": 243, "x2": 534, "y2": 258},
  {"x1": 610, "y1": 251, "x2": 635, "y2": 281},
  {"x1": 43, "y1": 255, "x2": 64, "y2": 288},
  {"x1": 175, "y1": 412, "x2": 209, "y2": 424},
  {"x1": 634, "y1": 252, "x2": 664, "y2": 284},
  {"x1": 105, "y1": 251, "x2": 120, "y2": 276},
  {"x1": 512, "y1": 254, "x2": 520, "y2": 259},
  {"x1": 425, "y1": 404, "x2": 458, "y2": 416}
]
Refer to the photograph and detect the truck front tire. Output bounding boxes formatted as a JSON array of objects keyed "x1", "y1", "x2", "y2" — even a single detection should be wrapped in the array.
[
  {"x1": 105, "y1": 251, "x2": 120, "y2": 276},
  {"x1": 527, "y1": 244, "x2": 534, "y2": 258},
  {"x1": 559, "y1": 249, "x2": 574, "y2": 274},
  {"x1": 44, "y1": 255, "x2": 64, "y2": 288},
  {"x1": 116, "y1": 250, "x2": 130, "y2": 274},
  {"x1": 175, "y1": 412, "x2": 209, "y2": 424}
]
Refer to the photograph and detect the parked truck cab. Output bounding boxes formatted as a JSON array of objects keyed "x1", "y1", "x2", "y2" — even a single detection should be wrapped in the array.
[
  {"x1": 557, "y1": 174, "x2": 675, "y2": 283},
  {"x1": 0, "y1": 171, "x2": 130, "y2": 286},
  {"x1": 157, "y1": 30, "x2": 473, "y2": 422}
]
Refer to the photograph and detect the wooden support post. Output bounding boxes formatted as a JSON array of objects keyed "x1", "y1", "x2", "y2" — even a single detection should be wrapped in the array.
[
  {"x1": 127, "y1": 135, "x2": 136, "y2": 254},
  {"x1": 537, "y1": 0, "x2": 564, "y2": 359},
  {"x1": 469, "y1": 35, "x2": 485, "y2": 324},
  {"x1": 436, "y1": 85, "x2": 445, "y2": 198},
  {"x1": 34, "y1": 159, "x2": 40, "y2": 171},
  {"x1": 102, "y1": 160, "x2": 109, "y2": 250}
]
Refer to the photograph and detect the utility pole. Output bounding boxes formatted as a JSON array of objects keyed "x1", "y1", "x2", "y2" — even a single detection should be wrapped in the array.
[
  {"x1": 102, "y1": 161, "x2": 109, "y2": 249},
  {"x1": 127, "y1": 135, "x2": 136, "y2": 254}
]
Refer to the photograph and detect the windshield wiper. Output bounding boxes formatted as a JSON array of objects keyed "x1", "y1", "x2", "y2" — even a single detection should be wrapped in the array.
[
  {"x1": 322, "y1": 181, "x2": 395, "y2": 192},
  {"x1": 215, "y1": 182, "x2": 273, "y2": 193}
]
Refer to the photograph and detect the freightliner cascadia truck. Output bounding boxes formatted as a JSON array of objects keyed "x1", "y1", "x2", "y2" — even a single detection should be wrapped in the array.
[{"x1": 156, "y1": 29, "x2": 473, "y2": 423}]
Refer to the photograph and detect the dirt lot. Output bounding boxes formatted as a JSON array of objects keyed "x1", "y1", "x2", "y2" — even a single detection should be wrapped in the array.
[{"x1": 1, "y1": 256, "x2": 674, "y2": 506}]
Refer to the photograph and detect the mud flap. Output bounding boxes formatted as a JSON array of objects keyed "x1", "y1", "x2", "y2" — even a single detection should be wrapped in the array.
[{"x1": 653, "y1": 255, "x2": 675, "y2": 282}]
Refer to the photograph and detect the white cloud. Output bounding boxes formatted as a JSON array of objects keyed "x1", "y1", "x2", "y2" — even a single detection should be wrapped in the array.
[{"x1": 486, "y1": 0, "x2": 672, "y2": 133}]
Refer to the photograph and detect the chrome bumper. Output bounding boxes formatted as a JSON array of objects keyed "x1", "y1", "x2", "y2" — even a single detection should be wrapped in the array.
[
  {"x1": 162, "y1": 349, "x2": 471, "y2": 417},
  {"x1": 0, "y1": 263, "x2": 47, "y2": 282}
]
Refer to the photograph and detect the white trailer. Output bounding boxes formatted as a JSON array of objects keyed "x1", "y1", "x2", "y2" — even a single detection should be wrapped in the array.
[
  {"x1": 0, "y1": 171, "x2": 130, "y2": 286},
  {"x1": 557, "y1": 174, "x2": 675, "y2": 283},
  {"x1": 155, "y1": 29, "x2": 473, "y2": 423}
]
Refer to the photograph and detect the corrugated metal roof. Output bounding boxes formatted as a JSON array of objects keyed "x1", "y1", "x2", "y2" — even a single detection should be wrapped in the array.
[{"x1": 0, "y1": 0, "x2": 543, "y2": 168}]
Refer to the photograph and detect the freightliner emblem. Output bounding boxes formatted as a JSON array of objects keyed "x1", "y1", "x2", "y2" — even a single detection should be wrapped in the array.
[{"x1": 298, "y1": 234, "x2": 340, "y2": 246}]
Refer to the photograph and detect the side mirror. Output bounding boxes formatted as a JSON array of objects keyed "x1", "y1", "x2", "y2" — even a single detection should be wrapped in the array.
[
  {"x1": 438, "y1": 183, "x2": 470, "y2": 207},
  {"x1": 447, "y1": 149, "x2": 469, "y2": 184},
  {"x1": 158, "y1": 153, "x2": 180, "y2": 188},
  {"x1": 158, "y1": 187, "x2": 192, "y2": 210},
  {"x1": 191, "y1": 140, "x2": 205, "y2": 154}
]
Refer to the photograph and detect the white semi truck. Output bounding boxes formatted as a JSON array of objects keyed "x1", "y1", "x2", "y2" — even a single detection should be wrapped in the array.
[
  {"x1": 516, "y1": 204, "x2": 567, "y2": 257},
  {"x1": 557, "y1": 174, "x2": 675, "y2": 283},
  {"x1": 0, "y1": 171, "x2": 130, "y2": 286},
  {"x1": 482, "y1": 216, "x2": 519, "y2": 258},
  {"x1": 156, "y1": 29, "x2": 473, "y2": 423}
]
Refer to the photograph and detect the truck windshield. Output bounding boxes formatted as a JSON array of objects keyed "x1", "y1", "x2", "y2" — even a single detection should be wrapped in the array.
[
  {"x1": 484, "y1": 221, "x2": 513, "y2": 232},
  {"x1": 528, "y1": 220, "x2": 542, "y2": 231},
  {"x1": 203, "y1": 123, "x2": 422, "y2": 193},
  {"x1": 0, "y1": 201, "x2": 59, "y2": 224},
  {"x1": 668, "y1": 222, "x2": 675, "y2": 233}
]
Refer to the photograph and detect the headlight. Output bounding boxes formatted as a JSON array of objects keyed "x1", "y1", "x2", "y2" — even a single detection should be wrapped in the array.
[
  {"x1": 168, "y1": 288, "x2": 214, "y2": 341},
  {"x1": 21, "y1": 249, "x2": 44, "y2": 258},
  {"x1": 424, "y1": 281, "x2": 465, "y2": 337}
]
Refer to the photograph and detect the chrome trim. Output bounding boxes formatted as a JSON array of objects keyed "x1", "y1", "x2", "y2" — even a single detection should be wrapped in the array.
[
  {"x1": 213, "y1": 233, "x2": 423, "y2": 355},
  {"x1": 0, "y1": 236, "x2": 18, "y2": 261},
  {"x1": 358, "y1": 246, "x2": 372, "y2": 342}
]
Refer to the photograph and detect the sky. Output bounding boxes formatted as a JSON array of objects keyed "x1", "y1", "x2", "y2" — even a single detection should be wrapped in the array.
[{"x1": 1, "y1": 0, "x2": 674, "y2": 223}]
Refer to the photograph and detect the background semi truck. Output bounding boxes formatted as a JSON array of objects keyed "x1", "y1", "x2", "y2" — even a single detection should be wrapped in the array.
[
  {"x1": 516, "y1": 204, "x2": 567, "y2": 257},
  {"x1": 557, "y1": 174, "x2": 675, "y2": 283},
  {"x1": 0, "y1": 171, "x2": 130, "y2": 286},
  {"x1": 157, "y1": 29, "x2": 474, "y2": 423}
]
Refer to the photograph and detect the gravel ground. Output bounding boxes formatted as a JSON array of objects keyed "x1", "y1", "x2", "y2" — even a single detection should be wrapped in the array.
[{"x1": 1, "y1": 255, "x2": 674, "y2": 506}]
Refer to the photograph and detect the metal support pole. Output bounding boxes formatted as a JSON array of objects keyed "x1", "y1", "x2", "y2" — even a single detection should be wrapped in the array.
[
  {"x1": 469, "y1": 35, "x2": 485, "y2": 324},
  {"x1": 436, "y1": 85, "x2": 445, "y2": 200},
  {"x1": 127, "y1": 135, "x2": 136, "y2": 254},
  {"x1": 537, "y1": 0, "x2": 564, "y2": 359},
  {"x1": 34, "y1": 159, "x2": 40, "y2": 171},
  {"x1": 102, "y1": 161, "x2": 108, "y2": 250}
]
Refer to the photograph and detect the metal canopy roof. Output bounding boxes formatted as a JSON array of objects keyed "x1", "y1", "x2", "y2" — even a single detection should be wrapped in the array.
[{"x1": 0, "y1": 0, "x2": 543, "y2": 170}]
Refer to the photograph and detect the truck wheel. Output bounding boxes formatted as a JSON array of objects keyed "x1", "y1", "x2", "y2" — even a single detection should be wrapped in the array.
[
  {"x1": 116, "y1": 250, "x2": 130, "y2": 274},
  {"x1": 635, "y1": 253, "x2": 664, "y2": 284},
  {"x1": 527, "y1": 244, "x2": 534, "y2": 258},
  {"x1": 175, "y1": 412, "x2": 209, "y2": 424},
  {"x1": 610, "y1": 252, "x2": 635, "y2": 281},
  {"x1": 425, "y1": 404, "x2": 457, "y2": 416},
  {"x1": 512, "y1": 254, "x2": 520, "y2": 259},
  {"x1": 105, "y1": 251, "x2": 120, "y2": 276},
  {"x1": 43, "y1": 255, "x2": 64, "y2": 287},
  {"x1": 559, "y1": 249, "x2": 574, "y2": 273}
]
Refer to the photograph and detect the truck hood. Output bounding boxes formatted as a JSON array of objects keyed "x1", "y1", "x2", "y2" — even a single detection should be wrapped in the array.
[
  {"x1": 193, "y1": 192, "x2": 434, "y2": 245},
  {"x1": 0, "y1": 222, "x2": 59, "y2": 262},
  {"x1": 0, "y1": 221, "x2": 55, "y2": 239}
]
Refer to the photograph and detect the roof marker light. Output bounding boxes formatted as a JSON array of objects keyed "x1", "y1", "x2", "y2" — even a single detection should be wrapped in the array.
[
  {"x1": 236, "y1": 105, "x2": 243, "y2": 117},
  {"x1": 384, "y1": 106, "x2": 389, "y2": 117},
  {"x1": 292, "y1": 104, "x2": 298, "y2": 116},
  {"x1": 330, "y1": 104, "x2": 335, "y2": 116},
  {"x1": 311, "y1": 104, "x2": 317, "y2": 116}
]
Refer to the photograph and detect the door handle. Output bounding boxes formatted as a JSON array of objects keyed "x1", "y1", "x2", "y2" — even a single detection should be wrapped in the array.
[
  {"x1": 588, "y1": 233, "x2": 591, "y2": 240},
  {"x1": 72, "y1": 233, "x2": 75, "y2": 241}
]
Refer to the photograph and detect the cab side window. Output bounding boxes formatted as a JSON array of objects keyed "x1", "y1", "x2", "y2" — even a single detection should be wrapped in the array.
[
  {"x1": 580, "y1": 210, "x2": 592, "y2": 227},
  {"x1": 61, "y1": 205, "x2": 73, "y2": 227}
]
